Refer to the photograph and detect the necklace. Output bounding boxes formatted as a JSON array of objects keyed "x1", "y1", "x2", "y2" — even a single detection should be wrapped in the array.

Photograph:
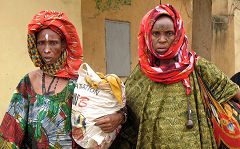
[
  {"x1": 42, "y1": 72, "x2": 59, "y2": 96},
  {"x1": 186, "y1": 96, "x2": 194, "y2": 129}
]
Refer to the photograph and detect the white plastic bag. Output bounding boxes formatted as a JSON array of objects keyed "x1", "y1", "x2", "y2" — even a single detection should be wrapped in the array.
[{"x1": 72, "y1": 63, "x2": 125, "y2": 149}]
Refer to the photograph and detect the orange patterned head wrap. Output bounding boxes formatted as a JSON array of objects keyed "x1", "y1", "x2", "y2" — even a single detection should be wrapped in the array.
[
  {"x1": 28, "y1": 10, "x2": 83, "y2": 79},
  {"x1": 138, "y1": 4, "x2": 196, "y2": 95}
]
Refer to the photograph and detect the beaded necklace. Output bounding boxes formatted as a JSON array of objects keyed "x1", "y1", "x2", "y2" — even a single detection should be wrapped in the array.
[{"x1": 42, "y1": 72, "x2": 59, "y2": 96}]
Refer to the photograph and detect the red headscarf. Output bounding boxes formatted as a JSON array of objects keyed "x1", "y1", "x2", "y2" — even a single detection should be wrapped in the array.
[
  {"x1": 138, "y1": 4, "x2": 196, "y2": 95},
  {"x1": 28, "y1": 10, "x2": 83, "y2": 79}
]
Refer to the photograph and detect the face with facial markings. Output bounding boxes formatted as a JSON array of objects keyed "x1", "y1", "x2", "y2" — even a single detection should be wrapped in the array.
[
  {"x1": 151, "y1": 15, "x2": 176, "y2": 55},
  {"x1": 36, "y1": 29, "x2": 66, "y2": 65}
]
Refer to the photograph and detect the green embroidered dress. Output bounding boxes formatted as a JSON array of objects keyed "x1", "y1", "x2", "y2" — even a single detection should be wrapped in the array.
[
  {"x1": 119, "y1": 58, "x2": 239, "y2": 149},
  {"x1": 0, "y1": 74, "x2": 82, "y2": 148}
]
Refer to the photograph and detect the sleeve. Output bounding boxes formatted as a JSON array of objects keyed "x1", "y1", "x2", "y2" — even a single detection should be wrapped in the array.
[
  {"x1": 110, "y1": 65, "x2": 143, "y2": 148},
  {"x1": 0, "y1": 75, "x2": 30, "y2": 148},
  {"x1": 196, "y1": 57, "x2": 239, "y2": 103}
]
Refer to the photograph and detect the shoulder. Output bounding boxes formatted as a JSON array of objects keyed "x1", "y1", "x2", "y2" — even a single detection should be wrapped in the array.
[
  {"x1": 22, "y1": 69, "x2": 41, "y2": 95},
  {"x1": 125, "y1": 64, "x2": 150, "y2": 89},
  {"x1": 28, "y1": 69, "x2": 42, "y2": 87},
  {"x1": 14, "y1": 72, "x2": 34, "y2": 98},
  {"x1": 195, "y1": 57, "x2": 211, "y2": 68},
  {"x1": 68, "y1": 79, "x2": 77, "y2": 91},
  {"x1": 28, "y1": 69, "x2": 41, "y2": 81},
  {"x1": 126, "y1": 64, "x2": 144, "y2": 82},
  {"x1": 17, "y1": 73, "x2": 31, "y2": 87},
  {"x1": 195, "y1": 57, "x2": 221, "y2": 75}
]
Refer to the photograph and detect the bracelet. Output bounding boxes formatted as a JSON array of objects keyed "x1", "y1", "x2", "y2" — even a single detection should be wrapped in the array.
[{"x1": 120, "y1": 107, "x2": 127, "y2": 124}]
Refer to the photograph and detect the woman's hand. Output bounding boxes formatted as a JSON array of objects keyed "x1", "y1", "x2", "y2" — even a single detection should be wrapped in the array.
[{"x1": 95, "y1": 112, "x2": 123, "y2": 133}]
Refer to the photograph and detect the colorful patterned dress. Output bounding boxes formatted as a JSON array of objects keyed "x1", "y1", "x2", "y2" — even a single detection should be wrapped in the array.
[
  {"x1": 0, "y1": 74, "x2": 82, "y2": 149},
  {"x1": 114, "y1": 58, "x2": 239, "y2": 149}
]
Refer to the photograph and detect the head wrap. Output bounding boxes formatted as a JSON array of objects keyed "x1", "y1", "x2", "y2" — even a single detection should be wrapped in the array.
[
  {"x1": 28, "y1": 10, "x2": 83, "y2": 79},
  {"x1": 138, "y1": 4, "x2": 196, "y2": 95}
]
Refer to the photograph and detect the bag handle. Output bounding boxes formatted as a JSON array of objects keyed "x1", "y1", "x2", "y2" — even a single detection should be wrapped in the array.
[
  {"x1": 196, "y1": 67, "x2": 227, "y2": 115},
  {"x1": 78, "y1": 63, "x2": 101, "y2": 82}
]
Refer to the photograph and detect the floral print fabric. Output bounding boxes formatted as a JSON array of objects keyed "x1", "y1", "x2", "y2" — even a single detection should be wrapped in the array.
[{"x1": 0, "y1": 74, "x2": 82, "y2": 149}]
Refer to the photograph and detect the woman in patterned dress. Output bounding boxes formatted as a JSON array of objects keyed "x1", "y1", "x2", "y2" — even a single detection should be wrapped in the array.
[
  {"x1": 112, "y1": 4, "x2": 240, "y2": 149},
  {"x1": 0, "y1": 11, "x2": 124, "y2": 148}
]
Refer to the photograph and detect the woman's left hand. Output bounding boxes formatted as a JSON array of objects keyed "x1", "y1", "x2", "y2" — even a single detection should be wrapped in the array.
[{"x1": 94, "y1": 112, "x2": 123, "y2": 133}]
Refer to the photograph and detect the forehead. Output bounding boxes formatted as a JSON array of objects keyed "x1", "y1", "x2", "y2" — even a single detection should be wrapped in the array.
[
  {"x1": 152, "y1": 15, "x2": 174, "y2": 29},
  {"x1": 37, "y1": 29, "x2": 61, "y2": 39}
]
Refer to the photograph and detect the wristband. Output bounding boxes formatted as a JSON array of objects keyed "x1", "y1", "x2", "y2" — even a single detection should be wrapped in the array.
[{"x1": 120, "y1": 107, "x2": 127, "y2": 124}]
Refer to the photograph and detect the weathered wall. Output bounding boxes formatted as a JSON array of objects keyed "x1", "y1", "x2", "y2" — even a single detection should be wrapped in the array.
[
  {"x1": 0, "y1": 0, "x2": 82, "y2": 123},
  {"x1": 192, "y1": 0, "x2": 212, "y2": 60},
  {"x1": 211, "y1": 0, "x2": 235, "y2": 76},
  {"x1": 81, "y1": 0, "x2": 158, "y2": 73},
  {"x1": 193, "y1": 0, "x2": 240, "y2": 77},
  {"x1": 234, "y1": 6, "x2": 240, "y2": 74},
  {"x1": 81, "y1": 0, "x2": 193, "y2": 73}
]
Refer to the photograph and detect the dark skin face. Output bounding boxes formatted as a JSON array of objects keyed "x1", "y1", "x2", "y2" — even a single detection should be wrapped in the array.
[
  {"x1": 151, "y1": 16, "x2": 175, "y2": 55},
  {"x1": 36, "y1": 29, "x2": 66, "y2": 65}
]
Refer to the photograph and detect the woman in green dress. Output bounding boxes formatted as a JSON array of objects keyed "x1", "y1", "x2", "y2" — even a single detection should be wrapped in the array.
[
  {"x1": 114, "y1": 4, "x2": 240, "y2": 149},
  {"x1": 0, "y1": 11, "x2": 124, "y2": 148}
]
